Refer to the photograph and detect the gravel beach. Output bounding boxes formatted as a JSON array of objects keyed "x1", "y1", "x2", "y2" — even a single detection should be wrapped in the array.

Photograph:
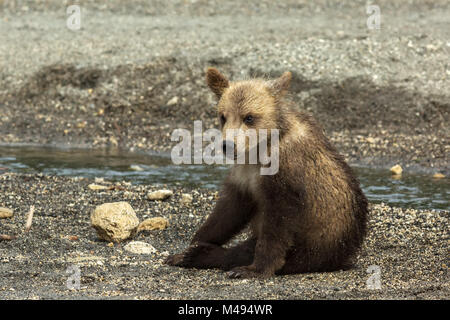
[
  {"x1": 0, "y1": 173, "x2": 448, "y2": 299},
  {"x1": 0, "y1": 1, "x2": 449, "y2": 300},
  {"x1": 0, "y1": 0, "x2": 448, "y2": 173}
]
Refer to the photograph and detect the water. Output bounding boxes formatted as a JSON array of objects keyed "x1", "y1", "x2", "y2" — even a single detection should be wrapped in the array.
[{"x1": 0, "y1": 146, "x2": 448, "y2": 211}]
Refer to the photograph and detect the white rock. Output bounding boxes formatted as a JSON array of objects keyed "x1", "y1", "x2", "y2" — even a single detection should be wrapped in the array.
[
  {"x1": 166, "y1": 96, "x2": 179, "y2": 106},
  {"x1": 148, "y1": 189, "x2": 173, "y2": 201},
  {"x1": 124, "y1": 241, "x2": 156, "y2": 255}
]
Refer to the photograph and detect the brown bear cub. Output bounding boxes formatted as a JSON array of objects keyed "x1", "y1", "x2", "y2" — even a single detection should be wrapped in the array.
[{"x1": 165, "y1": 68, "x2": 368, "y2": 278}]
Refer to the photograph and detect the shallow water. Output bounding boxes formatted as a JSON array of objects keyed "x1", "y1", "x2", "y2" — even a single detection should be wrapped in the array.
[{"x1": 0, "y1": 146, "x2": 448, "y2": 211}]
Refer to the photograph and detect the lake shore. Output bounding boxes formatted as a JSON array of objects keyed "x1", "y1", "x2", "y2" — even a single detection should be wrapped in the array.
[
  {"x1": 0, "y1": 1, "x2": 448, "y2": 174},
  {"x1": 0, "y1": 173, "x2": 448, "y2": 299},
  {"x1": 0, "y1": 1, "x2": 448, "y2": 300}
]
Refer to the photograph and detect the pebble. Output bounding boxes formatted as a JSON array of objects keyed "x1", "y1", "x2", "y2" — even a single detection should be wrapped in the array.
[
  {"x1": 0, "y1": 207, "x2": 13, "y2": 219},
  {"x1": 181, "y1": 193, "x2": 193, "y2": 204},
  {"x1": 138, "y1": 217, "x2": 169, "y2": 232},
  {"x1": 95, "y1": 177, "x2": 110, "y2": 184},
  {"x1": 432, "y1": 173, "x2": 445, "y2": 179},
  {"x1": 124, "y1": 241, "x2": 157, "y2": 255},
  {"x1": 166, "y1": 96, "x2": 179, "y2": 106},
  {"x1": 148, "y1": 189, "x2": 173, "y2": 201},
  {"x1": 390, "y1": 164, "x2": 403, "y2": 175},
  {"x1": 88, "y1": 184, "x2": 108, "y2": 190},
  {"x1": 109, "y1": 136, "x2": 119, "y2": 147},
  {"x1": 130, "y1": 165, "x2": 144, "y2": 171}
]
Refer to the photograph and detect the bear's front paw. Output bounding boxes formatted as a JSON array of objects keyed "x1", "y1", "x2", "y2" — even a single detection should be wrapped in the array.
[
  {"x1": 227, "y1": 265, "x2": 269, "y2": 279},
  {"x1": 164, "y1": 253, "x2": 186, "y2": 266},
  {"x1": 165, "y1": 242, "x2": 223, "y2": 268}
]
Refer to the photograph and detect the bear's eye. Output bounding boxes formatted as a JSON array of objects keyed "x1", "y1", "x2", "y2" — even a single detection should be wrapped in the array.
[
  {"x1": 244, "y1": 115, "x2": 254, "y2": 125},
  {"x1": 220, "y1": 114, "x2": 226, "y2": 125}
]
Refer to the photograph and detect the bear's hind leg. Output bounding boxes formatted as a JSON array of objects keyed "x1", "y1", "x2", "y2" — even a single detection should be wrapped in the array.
[
  {"x1": 221, "y1": 238, "x2": 257, "y2": 271},
  {"x1": 276, "y1": 243, "x2": 356, "y2": 275}
]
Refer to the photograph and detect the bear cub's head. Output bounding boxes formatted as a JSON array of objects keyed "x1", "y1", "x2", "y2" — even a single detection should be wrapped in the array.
[{"x1": 206, "y1": 68, "x2": 291, "y2": 161}]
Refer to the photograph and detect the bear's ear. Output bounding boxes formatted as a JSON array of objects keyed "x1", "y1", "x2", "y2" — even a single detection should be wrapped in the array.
[
  {"x1": 269, "y1": 71, "x2": 292, "y2": 96},
  {"x1": 206, "y1": 68, "x2": 229, "y2": 99}
]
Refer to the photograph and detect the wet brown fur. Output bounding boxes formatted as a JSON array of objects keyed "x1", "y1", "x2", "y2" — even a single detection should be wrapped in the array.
[{"x1": 165, "y1": 68, "x2": 368, "y2": 278}]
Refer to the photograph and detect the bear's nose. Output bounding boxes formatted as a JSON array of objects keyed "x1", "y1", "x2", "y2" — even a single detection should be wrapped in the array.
[{"x1": 222, "y1": 140, "x2": 234, "y2": 155}]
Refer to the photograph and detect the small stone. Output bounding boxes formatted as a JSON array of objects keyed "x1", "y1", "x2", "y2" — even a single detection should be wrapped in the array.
[
  {"x1": 88, "y1": 184, "x2": 108, "y2": 191},
  {"x1": 390, "y1": 164, "x2": 403, "y2": 175},
  {"x1": 166, "y1": 96, "x2": 179, "y2": 106},
  {"x1": 148, "y1": 190, "x2": 173, "y2": 201},
  {"x1": 432, "y1": 173, "x2": 445, "y2": 179},
  {"x1": 181, "y1": 193, "x2": 193, "y2": 204},
  {"x1": 138, "y1": 217, "x2": 169, "y2": 232},
  {"x1": 76, "y1": 121, "x2": 87, "y2": 128},
  {"x1": 366, "y1": 137, "x2": 376, "y2": 144},
  {"x1": 130, "y1": 165, "x2": 144, "y2": 171},
  {"x1": 95, "y1": 177, "x2": 109, "y2": 184},
  {"x1": 91, "y1": 202, "x2": 140, "y2": 243},
  {"x1": 109, "y1": 136, "x2": 118, "y2": 146},
  {"x1": 0, "y1": 207, "x2": 13, "y2": 219},
  {"x1": 124, "y1": 241, "x2": 157, "y2": 255}
]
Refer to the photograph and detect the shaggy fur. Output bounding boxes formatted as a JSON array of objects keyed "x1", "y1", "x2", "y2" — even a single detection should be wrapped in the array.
[{"x1": 165, "y1": 68, "x2": 368, "y2": 278}]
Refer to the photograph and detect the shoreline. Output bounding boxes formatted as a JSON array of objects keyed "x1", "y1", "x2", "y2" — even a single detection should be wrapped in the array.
[
  {"x1": 0, "y1": 172, "x2": 448, "y2": 299},
  {"x1": 0, "y1": 141, "x2": 447, "y2": 176},
  {"x1": 1, "y1": 3, "x2": 449, "y2": 176},
  {"x1": 0, "y1": 0, "x2": 448, "y2": 300}
]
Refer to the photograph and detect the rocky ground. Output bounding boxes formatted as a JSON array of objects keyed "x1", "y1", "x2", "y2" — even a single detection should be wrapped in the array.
[
  {"x1": 0, "y1": 0, "x2": 448, "y2": 174},
  {"x1": 0, "y1": 173, "x2": 448, "y2": 299},
  {"x1": 0, "y1": 0, "x2": 449, "y2": 300}
]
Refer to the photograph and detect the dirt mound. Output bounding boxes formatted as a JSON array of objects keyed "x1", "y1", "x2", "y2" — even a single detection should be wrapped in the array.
[
  {"x1": 0, "y1": 58, "x2": 448, "y2": 171},
  {"x1": 9, "y1": 59, "x2": 450, "y2": 134},
  {"x1": 12, "y1": 58, "x2": 220, "y2": 124},
  {"x1": 250, "y1": 69, "x2": 449, "y2": 133}
]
